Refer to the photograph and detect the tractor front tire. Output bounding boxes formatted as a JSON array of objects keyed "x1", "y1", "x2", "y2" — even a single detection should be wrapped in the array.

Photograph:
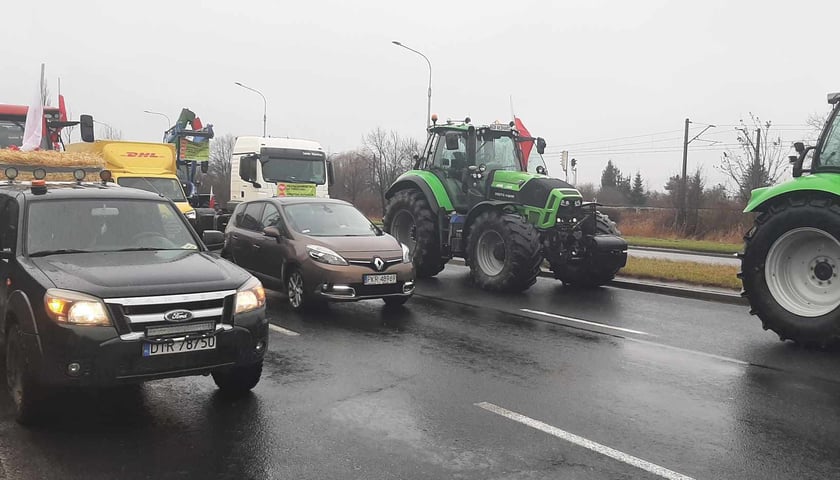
[
  {"x1": 552, "y1": 212, "x2": 623, "y2": 288},
  {"x1": 466, "y1": 211, "x2": 542, "y2": 292},
  {"x1": 741, "y1": 194, "x2": 840, "y2": 347},
  {"x1": 383, "y1": 189, "x2": 446, "y2": 278}
]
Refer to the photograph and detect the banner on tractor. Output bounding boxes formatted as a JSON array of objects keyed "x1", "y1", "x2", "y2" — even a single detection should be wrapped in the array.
[{"x1": 178, "y1": 137, "x2": 210, "y2": 163}]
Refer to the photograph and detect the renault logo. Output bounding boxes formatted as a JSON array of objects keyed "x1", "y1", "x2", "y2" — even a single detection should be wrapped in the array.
[
  {"x1": 372, "y1": 257, "x2": 386, "y2": 272},
  {"x1": 164, "y1": 309, "x2": 194, "y2": 323}
]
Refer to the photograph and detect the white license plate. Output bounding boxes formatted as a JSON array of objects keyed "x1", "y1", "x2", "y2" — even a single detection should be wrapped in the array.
[
  {"x1": 142, "y1": 336, "x2": 216, "y2": 357},
  {"x1": 363, "y1": 274, "x2": 397, "y2": 285}
]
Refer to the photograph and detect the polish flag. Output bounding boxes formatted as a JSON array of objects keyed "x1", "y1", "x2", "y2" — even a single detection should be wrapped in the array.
[
  {"x1": 20, "y1": 83, "x2": 44, "y2": 151},
  {"x1": 514, "y1": 117, "x2": 533, "y2": 170},
  {"x1": 208, "y1": 185, "x2": 216, "y2": 209}
]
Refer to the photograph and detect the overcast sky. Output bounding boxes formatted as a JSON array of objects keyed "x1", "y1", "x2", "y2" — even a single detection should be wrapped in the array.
[{"x1": 3, "y1": 0, "x2": 838, "y2": 192}]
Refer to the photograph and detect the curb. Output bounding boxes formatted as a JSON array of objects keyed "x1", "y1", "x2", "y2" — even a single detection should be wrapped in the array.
[{"x1": 448, "y1": 258, "x2": 746, "y2": 306}]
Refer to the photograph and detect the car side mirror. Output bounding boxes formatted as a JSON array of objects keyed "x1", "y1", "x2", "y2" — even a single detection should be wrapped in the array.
[
  {"x1": 263, "y1": 226, "x2": 283, "y2": 240},
  {"x1": 80, "y1": 114, "x2": 95, "y2": 143},
  {"x1": 202, "y1": 230, "x2": 225, "y2": 250},
  {"x1": 445, "y1": 132, "x2": 461, "y2": 150},
  {"x1": 536, "y1": 137, "x2": 546, "y2": 155}
]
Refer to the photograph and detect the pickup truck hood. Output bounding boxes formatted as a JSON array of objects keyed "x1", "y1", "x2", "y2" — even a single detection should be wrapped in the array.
[{"x1": 29, "y1": 250, "x2": 251, "y2": 299}]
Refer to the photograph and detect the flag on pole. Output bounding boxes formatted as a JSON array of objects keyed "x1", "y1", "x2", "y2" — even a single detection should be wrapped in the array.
[
  {"x1": 514, "y1": 117, "x2": 533, "y2": 170},
  {"x1": 58, "y1": 94, "x2": 67, "y2": 122},
  {"x1": 208, "y1": 185, "x2": 216, "y2": 209},
  {"x1": 20, "y1": 81, "x2": 44, "y2": 151}
]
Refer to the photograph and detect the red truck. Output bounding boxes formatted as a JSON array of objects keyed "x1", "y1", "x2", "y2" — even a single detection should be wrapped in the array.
[{"x1": 0, "y1": 103, "x2": 71, "y2": 150}]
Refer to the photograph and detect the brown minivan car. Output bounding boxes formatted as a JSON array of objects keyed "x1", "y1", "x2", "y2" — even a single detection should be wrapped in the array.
[{"x1": 224, "y1": 197, "x2": 415, "y2": 310}]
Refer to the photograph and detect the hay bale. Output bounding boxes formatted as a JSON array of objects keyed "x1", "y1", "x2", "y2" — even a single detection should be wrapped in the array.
[{"x1": 0, "y1": 149, "x2": 104, "y2": 168}]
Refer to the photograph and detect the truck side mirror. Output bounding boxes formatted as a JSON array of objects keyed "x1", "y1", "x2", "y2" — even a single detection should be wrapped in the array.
[
  {"x1": 200, "y1": 162, "x2": 209, "y2": 174},
  {"x1": 239, "y1": 154, "x2": 258, "y2": 183},
  {"x1": 326, "y1": 160, "x2": 335, "y2": 185},
  {"x1": 80, "y1": 114, "x2": 95, "y2": 143},
  {"x1": 536, "y1": 137, "x2": 546, "y2": 155},
  {"x1": 445, "y1": 132, "x2": 461, "y2": 151}
]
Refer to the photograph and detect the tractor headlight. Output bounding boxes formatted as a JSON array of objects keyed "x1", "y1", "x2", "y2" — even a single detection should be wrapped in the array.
[
  {"x1": 560, "y1": 199, "x2": 570, "y2": 207},
  {"x1": 45, "y1": 289, "x2": 111, "y2": 326},
  {"x1": 235, "y1": 276, "x2": 266, "y2": 314},
  {"x1": 307, "y1": 245, "x2": 348, "y2": 266},
  {"x1": 401, "y1": 243, "x2": 411, "y2": 263}
]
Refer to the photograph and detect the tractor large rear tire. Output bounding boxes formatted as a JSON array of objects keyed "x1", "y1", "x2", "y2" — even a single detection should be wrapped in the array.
[
  {"x1": 552, "y1": 212, "x2": 623, "y2": 287},
  {"x1": 383, "y1": 189, "x2": 446, "y2": 278},
  {"x1": 466, "y1": 211, "x2": 542, "y2": 292},
  {"x1": 741, "y1": 194, "x2": 840, "y2": 347}
]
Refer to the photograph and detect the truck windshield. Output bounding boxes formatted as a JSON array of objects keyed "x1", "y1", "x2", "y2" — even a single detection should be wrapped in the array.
[
  {"x1": 261, "y1": 158, "x2": 326, "y2": 185},
  {"x1": 117, "y1": 177, "x2": 187, "y2": 202},
  {"x1": 26, "y1": 199, "x2": 198, "y2": 256},
  {"x1": 819, "y1": 111, "x2": 840, "y2": 168},
  {"x1": 476, "y1": 134, "x2": 521, "y2": 171},
  {"x1": 0, "y1": 119, "x2": 25, "y2": 149},
  {"x1": 284, "y1": 202, "x2": 379, "y2": 237}
]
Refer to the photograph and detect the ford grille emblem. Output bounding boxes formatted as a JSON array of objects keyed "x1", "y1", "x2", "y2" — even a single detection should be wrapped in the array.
[
  {"x1": 164, "y1": 309, "x2": 194, "y2": 323},
  {"x1": 373, "y1": 257, "x2": 386, "y2": 272}
]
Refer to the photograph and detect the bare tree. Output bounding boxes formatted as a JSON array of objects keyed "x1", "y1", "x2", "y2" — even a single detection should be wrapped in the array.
[
  {"x1": 718, "y1": 113, "x2": 787, "y2": 202},
  {"x1": 363, "y1": 128, "x2": 419, "y2": 214},
  {"x1": 330, "y1": 150, "x2": 369, "y2": 204},
  {"x1": 98, "y1": 124, "x2": 122, "y2": 140},
  {"x1": 805, "y1": 111, "x2": 829, "y2": 143},
  {"x1": 204, "y1": 134, "x2": 236, "y2": 206},
  {"x1": 61, "y1": 108, "x2": 77, "y2": 145}
]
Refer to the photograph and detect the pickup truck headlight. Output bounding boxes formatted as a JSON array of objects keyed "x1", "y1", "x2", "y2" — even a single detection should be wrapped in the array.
[
  {"x1": 235, "y1": 276, "x2": 266, "y2": 314},
  {"x1": 401, "y1": 243, "x2": 411, "y2": 263},
  {"x1": 185, "y1": 210, "x2": 197, "y2": 220},
  {"x1": 44, "y1": 289, "x2": 112, "y2": 326},
  {"x1": 306, "y1": 245, "x2": 348, "y2": 266}
]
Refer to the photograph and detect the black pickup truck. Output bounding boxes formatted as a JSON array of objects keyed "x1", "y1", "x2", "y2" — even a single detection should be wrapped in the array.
[{"x1": 0, "y1": 172, "x2": 268, "y2": 424}]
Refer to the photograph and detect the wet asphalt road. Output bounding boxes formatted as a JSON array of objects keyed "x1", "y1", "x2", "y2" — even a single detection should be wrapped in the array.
[{"x1": 2, "y1": 264, "x2": 840, "y2": 479}]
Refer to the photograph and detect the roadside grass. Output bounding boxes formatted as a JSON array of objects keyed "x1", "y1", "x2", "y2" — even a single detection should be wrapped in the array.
[
  {"x1": 619, "y1": 256, "x2": 741, "y2": 290},
  {"x1": 625, "y1": 236, "x2": 742, "y2": 255}
]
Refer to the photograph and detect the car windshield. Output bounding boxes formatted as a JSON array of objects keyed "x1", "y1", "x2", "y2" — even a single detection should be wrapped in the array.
[
  {"x1": 26, "y1": 199, "x2": 199, "y2": 255},
  {"x1": 261, "y1": 158, "x2": 326, "y2": 185},
  {"x1": 0, "y1": 119, "x2": 25, "y2": 149},
  {"x1": 819, "y1": 111, "x2": 840, "y2": 168},
  {"x1": 117, "y1": 177, "x2": 188, "y2": 202},
  {"x1": 284, "y1": 202, "x2": 379, "y2": 237},
  {"x1": 476, "y1": 134, "x2": 521, "y2": 171}
]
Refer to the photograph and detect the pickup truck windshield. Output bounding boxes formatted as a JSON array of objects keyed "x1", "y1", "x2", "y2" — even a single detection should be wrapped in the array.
[
  {"x1": 26, "y1": 199, "x2": 198, "y2": 256},
  {"x1": 117, "y1": 177, "x2": 188, "y2": 202},
  {"x1": 261, "y1": 158, "x2": 326, "y2": 185}
]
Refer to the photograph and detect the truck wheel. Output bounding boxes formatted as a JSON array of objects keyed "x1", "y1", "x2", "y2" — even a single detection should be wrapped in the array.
[
  {"x1": 741, "y1": 195, "x2": 840, "y2": 346},
  {"x1": 383, "y1": 189, "x2": 446, "y2": 278},
  {"x1": 212, "y1": 361, "x2": 263, "y2": 396},
  {"x1": 467, "y1": 211, "x2": 542, "y2": 292},
  {"x1": 5, "y1": 324, "x2": 46, "y2": 425},
  {"x1": 553, "y1": 212, "x2": 623, "y2": 287}
]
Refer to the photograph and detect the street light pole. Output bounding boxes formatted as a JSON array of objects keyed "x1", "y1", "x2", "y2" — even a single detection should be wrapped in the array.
[
  {"x1": 392, "y1": 41, "x2": 432, "y2": 129},
  {"x1": 679, "y1": 119, "x2": 716, "y2": 226},
  {"x1": 143, "y1": 110, "x2": 172, "y2": 141},
  {"x1": 235, "y1": 82, "x2": 267, "y2": 137}
]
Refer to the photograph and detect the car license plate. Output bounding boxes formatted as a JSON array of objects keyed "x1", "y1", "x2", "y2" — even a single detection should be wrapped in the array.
[
  {"x1": 142, "y1": 336, "x2": 216, "y2": 357},
  {"x1": 363, "y1": 274, "x2": 397, "y2": 285}
]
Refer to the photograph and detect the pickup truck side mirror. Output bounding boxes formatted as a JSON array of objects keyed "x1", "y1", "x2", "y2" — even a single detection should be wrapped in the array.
[{"x1": 202, "y1": 230, "x2": 225, "y2": 250}]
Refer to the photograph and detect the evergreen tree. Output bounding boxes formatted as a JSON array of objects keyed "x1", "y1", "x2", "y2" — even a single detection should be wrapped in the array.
[
  {"x1": 600, "y1": 160, "x2": 619, "y2": 188},
  {"x1": 629, "y1": 171, "x2": 647, "y2": 206}
]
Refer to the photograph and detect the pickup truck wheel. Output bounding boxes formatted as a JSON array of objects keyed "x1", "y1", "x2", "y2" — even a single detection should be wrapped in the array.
[
  {"x1": 212, "y1": 361, "x2": 263, "y2": 396},
  {"x1": 5, "y1": 324, "x2": 46, "y2": 425}
]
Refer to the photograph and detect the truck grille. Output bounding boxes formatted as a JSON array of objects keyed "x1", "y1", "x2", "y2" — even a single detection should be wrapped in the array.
[{"x1": 105, "y1": 290, "x2": 236, "y2": 335}]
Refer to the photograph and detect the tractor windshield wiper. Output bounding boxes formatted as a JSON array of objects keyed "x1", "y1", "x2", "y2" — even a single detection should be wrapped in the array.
[{"x1": 29, "y1": 248, "x2": 92, "y2": 257}]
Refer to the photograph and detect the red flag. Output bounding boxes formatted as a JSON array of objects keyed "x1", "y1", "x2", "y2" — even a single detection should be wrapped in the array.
[
  {"x1": 514, "y1": 117, "x2": 533, "y2": 170},
  {"x1": 208, "y1": 185, "x2": 216, "y2": 209},
  {"x1": 58, "y1": 94, "x2": 67, "y2": 122}
]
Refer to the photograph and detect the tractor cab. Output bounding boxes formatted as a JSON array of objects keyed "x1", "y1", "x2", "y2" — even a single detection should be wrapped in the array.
[{"x1": 419, "y1": 118, "x2": 547, "y2": 213}]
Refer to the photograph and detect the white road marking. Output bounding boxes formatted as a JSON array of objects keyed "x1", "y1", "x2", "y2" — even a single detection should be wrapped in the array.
[
  {"x1": 268, "y1": 323, "x2": 300, "y2": 336},
  {"x1": 475, "y1": 402, "x2": 696, "y2": 480},
  {"x1": 626, "y1": 337, "x2": 749, "y2": 366},
  {"x1": 520, "y1": 308, "x2": 651, "y2": 336}
]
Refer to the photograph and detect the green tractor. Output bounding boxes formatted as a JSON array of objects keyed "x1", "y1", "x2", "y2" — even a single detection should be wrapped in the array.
[
  {"x1": 740, "y1": 92, "x2": 840, "y2": 345},
  {"x1": 383, "y1": 117, "x2": 628, "y2": 292}
]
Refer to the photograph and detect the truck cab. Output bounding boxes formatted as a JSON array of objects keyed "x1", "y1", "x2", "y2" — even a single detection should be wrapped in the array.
[
  {"x1": 230, "y1": 136, "x2": 333, "y2": 208},
  {"x1": 66, "y1": 140, "x2": 196, "y2": 221}
]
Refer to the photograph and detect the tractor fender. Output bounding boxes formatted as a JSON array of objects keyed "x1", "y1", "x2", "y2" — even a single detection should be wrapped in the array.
[
  {"x1": 744, "y1": 174, "x2": 840, "y2": 212},
  {"x1": 463, "y1": 201, "x2": 520, "y2": 238},
  {"x1": 385, "y1": 171, "x2": 454, "y2": 212}
]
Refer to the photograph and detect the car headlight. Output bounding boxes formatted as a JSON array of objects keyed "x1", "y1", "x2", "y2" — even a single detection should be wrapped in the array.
[
  {"x1": 401, "y1": 243, "x2": 411, "y2": 263},
  {"x1": 235, "y1": 276, "x2": 266, "y2": 314},
  {"x1": 306, "y1": 245, "x2": 348, "y2": 266},
  {"x1": 44, "y1": 289, "x2": 111, "y2": 326},
  {"x1": 185, "y1": 210, "x2": 197, "y2": 220}
]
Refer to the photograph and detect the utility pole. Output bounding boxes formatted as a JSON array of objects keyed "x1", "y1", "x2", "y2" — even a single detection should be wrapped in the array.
[
  {"x1": 39, "y1": 63, "x2": 46, "y2": 106},
  {"x1": 679, "y1": 118, "x2": 690, "y2": 226},
  {"x1": 755, "y1": 127, "x2": 761, "y2": 169}
]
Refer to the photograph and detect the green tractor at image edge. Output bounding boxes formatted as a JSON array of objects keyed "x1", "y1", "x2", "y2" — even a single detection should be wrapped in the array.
[
  {"x1": 383, "y1": 117, "x2": 628, "y2": 293},
  {"x1": 740, "y1": 91, "x2": 840, "y2": 346}
]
